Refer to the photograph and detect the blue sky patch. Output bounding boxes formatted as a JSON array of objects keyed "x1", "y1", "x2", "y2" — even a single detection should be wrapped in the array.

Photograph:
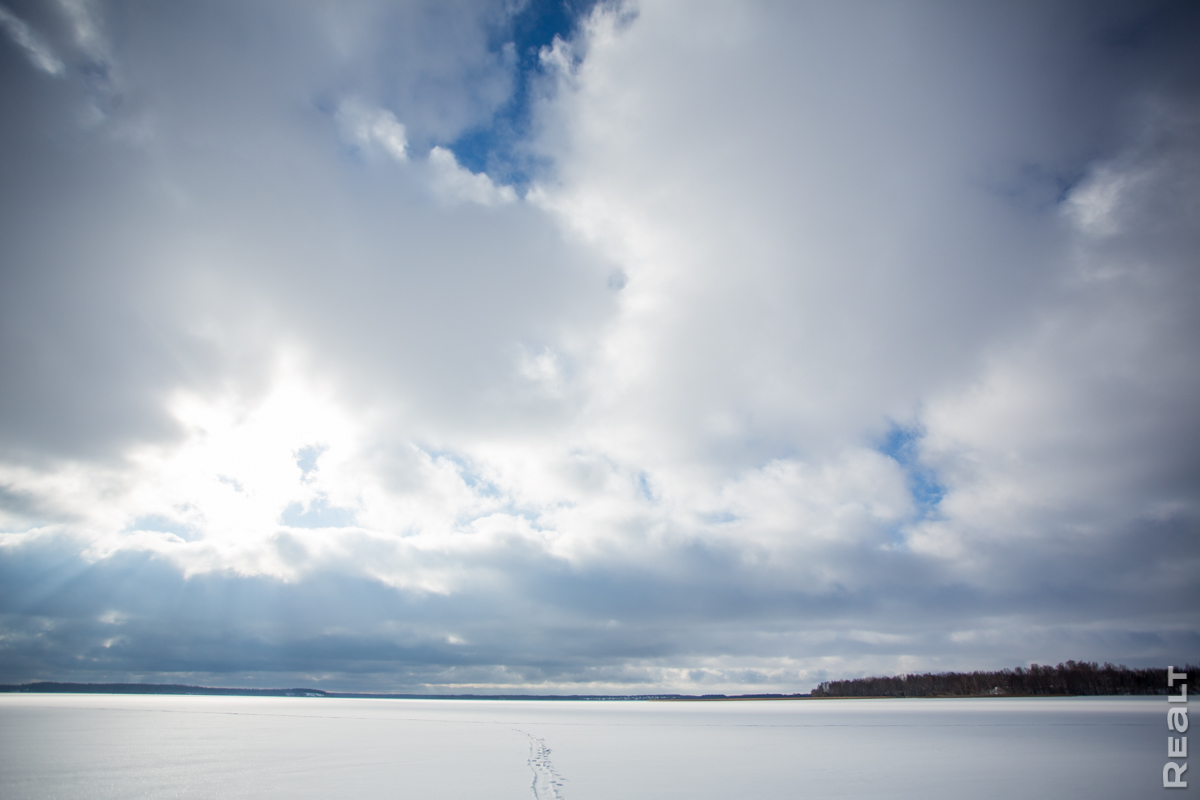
[
  {"x1": 295, "y1": 444, "x2": 327, "y2": 480},
  {"x1": 448, "y1": 0, "x2": 599, "y2": 185},
  {"x1": 878, "y1": 423, "x2": 945, "y2": 519}
]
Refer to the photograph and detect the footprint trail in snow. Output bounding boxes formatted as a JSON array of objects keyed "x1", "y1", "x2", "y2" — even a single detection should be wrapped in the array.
[{"x1": 517, "y1": 730, "x2": 566, "y2": 799}]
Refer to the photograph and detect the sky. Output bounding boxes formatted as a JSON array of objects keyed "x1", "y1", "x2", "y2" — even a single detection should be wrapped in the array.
[{"x1": 0, "y1": 0, "x2": 1198, "y2": 695}]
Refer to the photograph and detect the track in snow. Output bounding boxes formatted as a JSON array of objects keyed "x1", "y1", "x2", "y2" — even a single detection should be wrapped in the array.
[{"x1": 516, "y1": 730, "x2": 566, "y2": 800}]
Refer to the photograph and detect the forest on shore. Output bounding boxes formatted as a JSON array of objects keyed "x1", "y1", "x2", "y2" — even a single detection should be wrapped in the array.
[{"x1": 811, "y1": 661, "x2": 1194, "y2": 697}]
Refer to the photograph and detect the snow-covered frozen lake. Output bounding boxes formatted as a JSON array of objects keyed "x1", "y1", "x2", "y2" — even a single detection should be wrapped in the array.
[{"x1": 0, "y1": 693, "x2": 1160, "y2": 798}]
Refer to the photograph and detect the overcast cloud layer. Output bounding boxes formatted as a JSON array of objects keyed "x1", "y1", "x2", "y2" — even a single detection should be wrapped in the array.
[{"x1": 1, "y1": 0, "x2": 1198, "y2": 694}]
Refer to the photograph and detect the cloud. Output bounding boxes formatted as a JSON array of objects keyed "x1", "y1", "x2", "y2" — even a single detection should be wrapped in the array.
[
  {"x1": 56, "y1": 0, "x2": 107, "y2": 63},
  {"x1": 428, "y1": 145, "x2": 517, "y2": 205},
  {"x1": 336, "y1": 98, "x2": 409, "y2": 162},
  {"x1": 909, "y1": 107, "x2": 1200, "y2": 590},
  {"x1": 0, "y1": 3, "x2": 64, "y2": 75},
  {"x1": 1, "y1": 0, "x2": 1198, "y2": 692}
]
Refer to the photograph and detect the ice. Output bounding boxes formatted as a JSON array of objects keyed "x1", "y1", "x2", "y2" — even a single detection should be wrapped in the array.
[{"x1": 0, "y1": 694, "x2": 1160, "y2": 798}]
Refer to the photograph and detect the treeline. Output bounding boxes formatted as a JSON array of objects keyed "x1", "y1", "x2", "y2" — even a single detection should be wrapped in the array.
[{"x1": 812, "y1": 661, "x2": 1197, "y2": 698}]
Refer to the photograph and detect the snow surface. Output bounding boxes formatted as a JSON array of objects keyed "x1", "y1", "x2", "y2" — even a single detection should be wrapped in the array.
[{"x1": 0, "y1": 694, "x2": 1160, "y2": 798}]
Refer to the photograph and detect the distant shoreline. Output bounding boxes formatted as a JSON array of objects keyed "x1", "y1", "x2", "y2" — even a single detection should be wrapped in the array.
[
  {"x1": 0, "y1": 681, "x2": 1171, "y2": 705},
  {"x1": 0, "y1": 682, "x2": 812, "y2": 701}
]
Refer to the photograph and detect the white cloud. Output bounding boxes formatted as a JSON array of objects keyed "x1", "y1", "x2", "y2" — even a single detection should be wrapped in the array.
[
  {"x1": 336, "y1": 98, "x2": 409, "y2": 162},
  {"x1": 1064, "y1": 166, "x2": 1133, "y2": 237},
  {"x1": 0, "y1": 4, "x2": 64, "y2": 75},
  {"x1": 427, "y1": 145, "x2": 516, "y2": 205}
]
